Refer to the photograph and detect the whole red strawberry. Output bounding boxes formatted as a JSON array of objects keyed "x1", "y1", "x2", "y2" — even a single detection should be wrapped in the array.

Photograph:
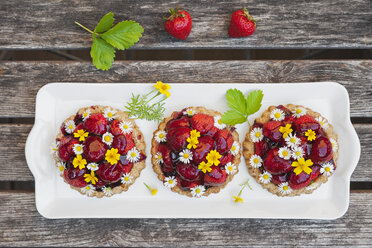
[
  {"x1": 164, "y1": 7, "x2": 192, "y2": 40},
  {"x1": 228, "y1": 8, "x2": 256, "y2": 38}
]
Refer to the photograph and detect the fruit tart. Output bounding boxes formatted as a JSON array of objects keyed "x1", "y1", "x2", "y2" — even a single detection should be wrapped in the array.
[
  {"x1": 151, "y1": 106, "x2": 241, "y2": 198},
  {"x1": 52, "y1": 105, "x2": 146, "y2": 197},
  {"x1": 243, "y1": 104, "x2": 338, "y2": 196}
]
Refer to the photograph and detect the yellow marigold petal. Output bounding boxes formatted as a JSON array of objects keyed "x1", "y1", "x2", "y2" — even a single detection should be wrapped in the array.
[
  {"x1": 293, "y1": 167, "x2": 302, "y2": 175},
  {"x1": 303, "y1": 166, "x2": 313, "y2": 175}
]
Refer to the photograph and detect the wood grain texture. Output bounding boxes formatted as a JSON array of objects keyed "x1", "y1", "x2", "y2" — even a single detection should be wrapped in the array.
[
  {"x1": 0, "y1": 0, "x2": 371, "y2": 49},
  {"x1": 0, "y1": 191, "x2": 371, "y2": 246},
  {"x1": 0, "y1": 60, "x2": 371, "y2": 118},
  {"x1": 1, "y1": 123, "x2": 370, "y2": 182}
]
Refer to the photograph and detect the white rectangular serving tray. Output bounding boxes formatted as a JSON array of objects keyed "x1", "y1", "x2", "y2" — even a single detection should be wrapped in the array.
[{"x1": 25, "y1": 82, "x2": 360, "y2": 219}]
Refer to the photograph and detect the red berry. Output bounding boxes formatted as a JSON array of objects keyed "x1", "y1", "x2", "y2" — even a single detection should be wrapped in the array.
[
  {"x1": 118, "y1": 159, "x2": 133, "y2": 174},
  {"x1": 298, "y1": 136, "x2": 311, "y2": 156},
  {"x1": 58, "y1": 138, "x2": 79, "y2": 162},
  {"x1": 176, "y1": 162, "x2": 203, "y2": 181},
  {"x1": 309, "y1": 137, "x2": 333, "y2": 164},
  {"x1": 192, "y1": 135, "x2": 215, "y2": 164},
  {"x1": 73, "y1": 123, "x2": 85, "y2": 134},
  {"x1": 293, "y1": 115, "x2": 321, "y2": 135},
  {"x1": 64, "y1": 167, "x2": 88, "y2": 188},
  {"x1": 310, "y1": 165, "x2": 321, "y2": 180},
  {"x1": 228, "y1": 8, "x2": 256, "y2": 38},
  {"x1": 276, "y1": 105, "x2": 292, "y2": 116},
  {"x1": 263, "y1": 148, "x2": 292, "y2": 175},
  {"x1": 158, "y1": 144, "x2": 173, "y2": 168},
  {"x1": 178, "y1": 177, "x2": 202, "y2": 190},
  {"x1": 272, "y1": 173, "x2": 288, "y2": 185},
  {"x1": 96, "y1": 162, "x2": 123, "y2": 184},
  {"x1": 204, "y1": 166, "x2": 227, "y2": 187},
  {"x1": 190, "y1": 113, "x2": 214, "y2": 135},
  {"x1": 84, "y1": 114, "x2": 108, "y2": 135},
  {"x1": 95, "y1": 177, "x2": 106, "y2": 188},
  {"x1": 219, "y1": 153, "x2": 233, "y2": 166},
  {"x1": 83, "y1": 136, "x2": 108, "y2": 162},
  {"x1": 110, "y1": 119, "x2": 123, "y2": 136},
  {"x1": 215, "y1": 129, "x2": 234, "y2": 154},
  {"x1": 166, "y1": 127, "x2": 191, "y2": 151},
  {"x1": 123, "y1": 134, "x2": 135, "y2": 154},
  {"x1": 282, "y1": 115, "x2": 296, "y2": 127},
  {"x1": 263, "y1": 121, "x2": 282, "y2": 142},
  {"x1": 164, "y1": 8, "x2": 192, "y2": 40},
  {"x1": 288, "y1": 171, "x2": 312, "y2": 190},
  {"x1": 112, "y1": 135, "x2": 127, "y2": 155},
  {"x1": 205, "y1": 126, "x2": 219, "y2": 138},
  {"x1": 165, "y1": 116, "x2": 190, "y2": 131},
  {"x1": 254, "y1": 140, "x2": 269, "y2": 157}
]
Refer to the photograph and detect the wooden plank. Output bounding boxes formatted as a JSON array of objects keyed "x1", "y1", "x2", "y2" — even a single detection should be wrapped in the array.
[
  {"x1": 0, "y1": 191, "x2": 371, "y2": 246},
  {"x1": 1, "y1": 123, "x2": 371, "y2": 182},
  {"x1": 0, "y1": 60, "x2": 371, "y2": 118},
  {"x1": 0, "y1": 0, "x2": 371, "y2": 49}
]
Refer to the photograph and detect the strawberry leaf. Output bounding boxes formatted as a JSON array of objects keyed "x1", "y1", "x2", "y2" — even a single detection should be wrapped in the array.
[
  {"x1": 100, "y1": 20, "x2": 144, "y2": 50},
  {"x1": 246, "y1": 90, "x2": 264, "y2": 115},
  {"x1": 225, "y1": 88, "x2": 246, "y2": 115},
  {"x1": 221, "y1": 110, "x2": 247, "y2": 125},
  {"x1": 94, "y1": 12, "x2": 115, "y2": 33},
  {"x1": 90, "y1": 35, "x2": 116, "y2": 71}
]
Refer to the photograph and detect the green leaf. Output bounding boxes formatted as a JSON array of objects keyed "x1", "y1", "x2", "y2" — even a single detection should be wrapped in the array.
[
  {"x1": 100, "y1": 20, "x2": 144, "y2": 50},
  {"x1": 225, "y1": 88, "x2": 246, "y2": 115},
  {"x1": 246, "y1": 90, "x2": 264, "y2": 115},
  {"x1": 90, "y1": 35, "x2": 116, "y2": 71},
  {"x1": 94, "y1": 12, "x2": 115, "y2": 33},
  {"x1": 221, "y1": 110, "x2": 247, "y2": 125}
]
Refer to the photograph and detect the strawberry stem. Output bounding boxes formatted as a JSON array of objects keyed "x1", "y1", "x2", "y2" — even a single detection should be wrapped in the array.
[{"x1": 74, "y1": 21, "x2": 94, "y2": 34}]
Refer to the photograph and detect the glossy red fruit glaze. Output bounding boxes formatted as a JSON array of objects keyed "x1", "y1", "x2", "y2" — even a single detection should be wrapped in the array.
[
  {"x1": 84, "y1": 114, "x2": 108, "y2": 135},
  {"x1": 112, "y1": 135, "x2": 127, "y2": 155},
  {"x1": 118, "y1": 159, "x2": 133, "y2": 174},
  {"x1": 298, "y1": 136, "x2": 311, "y2": 156},
  {"x1": 205, "y1": 126, "x2": 219, "y2": 138},
  {"x1": 58, "y1": 139, "x2": 79, "y2": 162},
  {"x1": 96, "y1": 162, "x2": 123, "y2": 183},
  {"x1": 272, "y1": 173, "x2": 288, "y2": 185},
  {"x1": 204, "y1": 166, "x2": 227, "y2": 186},
  {"x1": 176, "y1": 162, "x2": 203, "y2": 181},
  {"x1": 164, "y1": 9, "x2": 192, "y2": 40},
  {"x1": 73, "y1": 114, "x2": 83, "y2": 124},
  {"x1": 263, "y1": 121, "x2": 282, "y2": 142},
  {"x1": 178, "y1": 177, "x2": 202, "y2": 190},
  {"x1": 309, "y1": 137, "x2": 333, "y2": 164},
  {"x1": 157, "y1": 144, "x2": 173, "y2": 167},
  {"x1": 282, "y1": 115, "x2": 296, "y2": 127},
  {"x1": 165, "y1": 116, "x2": 190, "y2": 131},
  {"x1": 172, "y1": 111, "x2": 183, "y2": 119},
  {"x1": 310, "y1": 165, "x2": 321, "y2": 180},
  {"x1": 219, "y1": 153, "x2": 233, "y2": 166},
  {"x1": 73, "y1": 123, "x2": 85, "y2": 134},
  {"x1": 123, "y1": 134, "x2": 135, "y2": 153},
  {"x1": 254, "y1": 140, "x2": 269, "y2": 157},
  {"x1": 95, "y1": 177, "x2": 106, "y2": 188},
  {"x1": 293, "y1": 115, "x2": 321, "y2": 135},
  {"x1": 64, "y1": 167, "x2": 88, "y2": 188},
  {"x1": 192, "y1": 135, "x2": 214, "y2": 164},
  {"x1": 215, "y1": 129, "x2": 234, "y2": 154},
  {"x1": 288, "y1": 171, "x2": 312, "y2": 190},
  {"x1": 276, "y1": 105, "x2": 292, "y2": 115},
  {"x1": 138, "y1": 152, "x2": 147, "y2": 162},
  {"x1": 166, "y1": 127, "x2": 191, "y2": 151},
  {"x1": 190, "y1": 113, "x2": 214, "y2": 135},
  {"x1": 83, "y1": 136, "x2": 108, "y2": 162},
  {"x1": 110, "y1": 119, "x2": 123, "y2": 136},
  {"x1": 263, "y1": 148, "x2": 292, "y2": 175}
]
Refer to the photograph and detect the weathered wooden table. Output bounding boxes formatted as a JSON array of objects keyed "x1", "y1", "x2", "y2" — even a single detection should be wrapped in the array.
[{"x1": 1, "y1": 0, "x2": 372, "y2": 246}]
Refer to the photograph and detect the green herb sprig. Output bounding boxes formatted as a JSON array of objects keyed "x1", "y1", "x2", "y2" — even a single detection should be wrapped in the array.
[
  {"x1": 75, "y1": 12, "x2": 144, "y2": 71},
  {"x1": 221, "y1": 88, "x2": 264, "y2": 127}
]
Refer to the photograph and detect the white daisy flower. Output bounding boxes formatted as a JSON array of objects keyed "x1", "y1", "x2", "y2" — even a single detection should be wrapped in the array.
[
  {"x1": 259, "y1": 171, "x2": 272, "y2": 184},
  {"x1": 250, "y1": 127, "x2": 263, "y2": 143},
  {"x1": 72, "y1": 143, "x2": 84, "y2": 155},
  {"x1": 119, "y1": 121, "x2": 133, "y2": 134},
  {"x1": 249, "y1": 155, "x2": 263, "y2": 168},
  {"x1": 121, "y1": 173, "x2": 132, "y2": 185},
  {"x1": 81, "y1": 109, "x2": 91, "y2": 121},
  {"x1": 316, "y1": 116, "x2": 329, "y2": 129},
  {"x1": 87, "y1": 162, "x2": 99, "y2": 171},
  {"x1": 102, "y1": 132, "x2": 114, "y2": 146},
  {"x1": 230, "y1": 141, "x2": 240, "y2": 156},
  {"x1": 179, "y1": 149, "x2": 193, "y2": 164},
  {"x1": 164, "y1": 176, "x2": 177, "y2": 188},
  {"x1": 278, "y1": 182, "x2": 292, "y2": 195},
  {"x1": 81, "y1": 184, "x2": 95, "y2": 196},
  {"x1": 50, "y1": 140, "x2": 59, "y2": 154},
  {"x1": 214, "y1": 115, "x2": 226, "y2": 130},
  {"x1": 293, "y1": 107, "x2": 306, "y2": 118},
  {"x1": 183, "y1": 108, "x2": 196, "y2": 117},
  {"x1": 57, "y1": 161, "x2": 66, "y2": 174},
  {"x1": 225, "y1": 162, "x2": 237, "y2": 175},
  {"x1": 330, "y1": 138, "x2": 338, "y2": 153},
  {"x1": 64, "y1": 120, "x2": 76, "y2": 134},
  {"x1": 126, "y1": 147, "x2": 140, "y2": 163},
  {"x1": 103, "y1": 108, "x2": 116, "y2": 121},
  {"x1": 278, "y1": 147, "x2": 291, "y2": 160},
  {"x1": 306, "y1": 183, "x2": 318, "y2": 191},
  {"x1": 102, "y1": 186, "x2": 113, "y2": 196},
  {"x1": 155, "y1": 152, "x2": 163, "y2": 164},
  {"x1": 291, "y1": 146, "x2": 305, "y2": 160},
  {"x1": 270, "y1": 108, "x2": 285, "y2": 121},
  {"x1": 320, "y1": 162, "x2": 334, "y2": 177},
  {"x1": 190, "y1": 185, "x2": 205, "y2": 198},
  {"x1": 285, "y1": 133, "x2": 300, "y2": 149},
  {"x1": 154, "y1": 130, "x2": 167, "y2": 143}
]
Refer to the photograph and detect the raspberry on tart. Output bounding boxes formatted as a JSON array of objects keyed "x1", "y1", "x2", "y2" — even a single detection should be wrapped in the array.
[
  {"x1": 243, "y1": 104, "x2": 338, "y2": 197},
  {"x1": 151, "y1": 106, "x2": 241, "y2": 198},
  {"x1": 52, "y1": 105, "x2": 146, "y2": 198}
]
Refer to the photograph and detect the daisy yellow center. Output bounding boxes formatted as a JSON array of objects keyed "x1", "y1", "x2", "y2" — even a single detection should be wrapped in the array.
[
  {"x1": 169, "y1": 179, "x2": 174, "y2": 184},
  {"x1": 157, "y1": 155, "x2": 162, "y2": 160},
  {"x1": 124, "y1": 176, "x2": 129, "y2": 181},
  {"x1": 123, "y1": 124, "x2": 128, "y2": 129},
  {"x1": 188, "y1": 111, "x2": 193, "y2": 115},
  {"x1": 83, "y1": 112, "x2": 88, "y2": 117},
  {"x1": 59, "y1": 166, "x2": 64, "y2": 171},
  {"x1": 218, "y1": 119, "x2": 222, "y2": 124},
  {"x1": 263, "y1": 174, "x2": 269, "y2": 180},
  {"x1": 183, "y1": 153, "x2": 189, "y2": 159},
  {"x1": 104, "y1": 136, "x2": 111, "y2": 142},
  {"x1": 68, "y1": 125, "x2": 73, "y2": 129},
  {"x1": 253, "y1": 158, "x2": 259, "y2": 164},
  {"x1": 274, "y1": 112, "x2": 281, "y2": 118},
  {"x1": 108, "y1": 112, "x2": 113, "y2": 117},
  {"x1": 290, "y1": 138, "x2": 296, "y2": 143},
  {"x1": 228, "y1": 166, "x2": 233, "y2": 171},
  {"x1": 159, "y1": 133, "x2": 164, "y2": 138},
  {"x1": 76, "y1": 146, "x2": 82, "y2": 151},
  {"x1": 86, "y1": 186, "x2": 91, "y2": 190},
  {"x1": 195, "y1": 188, "x2": 201, "y2": 194},
  {"x1": 131, "y1": 152, "x2": 136, "y2": 158},
  {"x1": 320, "y1": 121, "x2": 324, "y2": 126},
  {"x1": 332, "y1": 143, "x2": 335, "y2": 148},
  {"x1": 91, "y1": 164, "x2": 97, "y2": 168},
  {"x1": 296, "y1": 109, "x2": 302, "y2": 114},
  {"x1": 255, "y1": 132, "x2": 261, "y2": 137},
  {"x1": 325, "y1": 167, "x2": 330, "y2": 172},
  {"x1": 231, "y1": 146, "x2": 236, "y2": 151},
  {"x1": 283, "y1": 186, "x2": 288, "y2": 191},
  {"x1": 282, "y1": 151, "x2": 288, "y2": 156},
  {"x1": 296, "y1": 151, "x2": 301, "y2": 156}
]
